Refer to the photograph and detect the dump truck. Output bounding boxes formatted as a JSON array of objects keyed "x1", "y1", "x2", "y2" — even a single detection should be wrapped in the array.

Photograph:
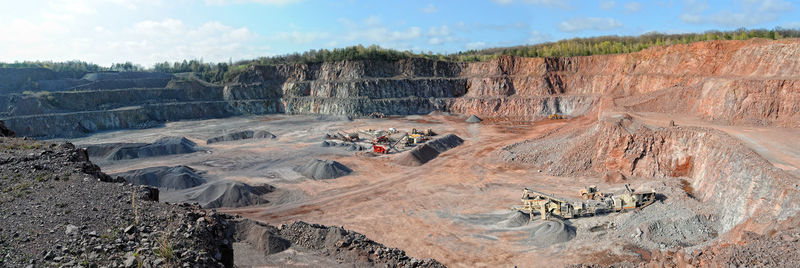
[{"x1": 513, "y1": 184, "x2": 656, "y2": 221}]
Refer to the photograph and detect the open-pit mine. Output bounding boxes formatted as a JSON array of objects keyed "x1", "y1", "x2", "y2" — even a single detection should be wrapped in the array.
[{"x1": 2, "y1": 39, "x2": 800, "y2": 267}]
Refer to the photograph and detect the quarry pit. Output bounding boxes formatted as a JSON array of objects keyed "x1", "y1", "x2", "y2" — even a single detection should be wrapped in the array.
[{"x1": 3, "y1": 39, "x2": 800, "y2": 267}]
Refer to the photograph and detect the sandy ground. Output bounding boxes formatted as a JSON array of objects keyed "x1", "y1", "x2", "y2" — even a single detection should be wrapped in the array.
[{"x1": 61, "y1": 113, "x2": 796, "y2": 267}]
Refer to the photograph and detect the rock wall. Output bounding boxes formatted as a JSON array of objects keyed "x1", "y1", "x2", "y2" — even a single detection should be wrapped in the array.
[{"x1": 2, "y1": 39, "x2": 799, "y2": 137}]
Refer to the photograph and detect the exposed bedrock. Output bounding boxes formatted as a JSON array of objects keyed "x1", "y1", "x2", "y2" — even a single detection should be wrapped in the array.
[
  {"x1": 500, "y1": 115, "x2": 800, "y2": 233},
  {"x1": 4, "y1": 100, "x2": 284, "y2": 138},
  {"x1": 3, "y1": 39, "x2": 800, "y2": 137}
]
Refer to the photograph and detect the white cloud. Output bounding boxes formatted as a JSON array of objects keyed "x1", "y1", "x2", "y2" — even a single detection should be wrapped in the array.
[
  {"x1": 558, "y1": 17, "x2": 623, "y2": 32},
  {"x1": 529, "y1": 30, "x2": 552, "y2": 43},
  {"x1": 624, "y1": 1, "x2": 642, "y2": 12},
  {"x1": 599, "y1": 0, "x2": 615, "y2": 10},
  {"x1": 421, "y1": 3, "x2": 438, "y2": 13},
  {"x1": 783, "y1": 22, "x2": 800, "y2": 29},
  {"x1": 273, "y1": 31, "x2": 331, "y2": 44},
  {"x1": 680, "y1": 0, "x2": 793, "y2": 27},
  {"x1": 427, "y1": 25, "x2": 451, "y2": 36},
  {"x1": 466, "y1": 42, "x2": 487, "y2": 50},
  {"x1": 0, "y1": 16, "x2": 264, "y2": 66}
]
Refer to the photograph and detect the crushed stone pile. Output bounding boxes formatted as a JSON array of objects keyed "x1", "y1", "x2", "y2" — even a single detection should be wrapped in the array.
[
  {"x1": 294, "y1": 159, "x2": 353, "y2": 180},
  {"x1": 111, "y1": 165, "x2": 207, "y2": 190},
  {"x1": 426, "y1": 134, "x2": 464, "y2": 153},
  {"x1": 206, "y1": 130, "x2": 276, "y2": 144},
  {"x1": 499, "y1": 211, "x2": 533, "y2": 228},
  {"x1": 162, "y1": 180, "x2": 275, "y2": 208},
  {"x1": 466, "y1": 114, "x2": 483, "y2": 123},
  {"x1": 232, "y1": 220, "x2": 445, "y2": 267},
  {"x1": 0, "y1": 120, "x2": 15, "y2": 137},
  {"x1": 527, "y1": 220, "x2": 576, "y2": 247},
  {"x1": 396, "y1": 134, "x2": 463, "y2": 166},
  {"x1": 86, "y1": 136, "x2": 198, "y2": 161}
]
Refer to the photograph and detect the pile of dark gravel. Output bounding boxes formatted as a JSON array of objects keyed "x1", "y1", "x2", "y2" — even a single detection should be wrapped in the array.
[
  {"x1": 294, "y1": 159, "x2": 352, "y2": 180},
  {"x1": 86, "y1": 136, "x2": 198, "y2": 161},
  {"x1": 206, "y1": 130, "x2": 275, "y2": 144},
  {"x1": 111, "y1": 165, "x2": 207, "y2": 190},
  {"x1": 0, "y1": 120, "x2": 14, "y2": 137}
]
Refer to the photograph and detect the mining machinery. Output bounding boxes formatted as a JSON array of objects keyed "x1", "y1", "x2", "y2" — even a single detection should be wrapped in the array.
[{"x1": 513, "y1": 184, "x2": 656, "y2": 221}]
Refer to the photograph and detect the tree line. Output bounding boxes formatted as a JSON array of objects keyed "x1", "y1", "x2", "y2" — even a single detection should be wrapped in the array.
[{"x1": 2, "y1": 27, "x2": 799, "y2": 83}]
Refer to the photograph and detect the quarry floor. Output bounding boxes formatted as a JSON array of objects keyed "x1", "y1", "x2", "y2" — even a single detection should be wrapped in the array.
[{"x1": 63, "y1": 113, "x2": 800, "y2": 267}]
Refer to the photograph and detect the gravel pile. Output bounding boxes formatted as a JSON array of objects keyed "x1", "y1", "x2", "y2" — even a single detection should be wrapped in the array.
[
  {"x1": 0, "y1": 120, "x2": 15, "y2": 137},
  {"x1": 294, "y1": 159, "x2": 353, "y2": 180},
  {"x1": 162, "y1": 180, "x2": 275, "y2": 208},
  {"x1": 86, "y1": 136, "x2": 199, "y2": 161},
  {"x1": 466, "y1": 115, "x2": 482, "y2": 123},
  {"x1": 527, "y1": 220, "x2": 576, "y2": 247},
  {"x1": 396, "y1": 134, "x2": 463, "y2": 166},
  {"x1": 111, "y1": 165, "x2": 207, "y2": 190},
  {"x1": 0, "y1": 137, "x2": 233, "y2": 267},
  {"x1": 206, "y1": 130, "x2": 275, "y2": 144}
]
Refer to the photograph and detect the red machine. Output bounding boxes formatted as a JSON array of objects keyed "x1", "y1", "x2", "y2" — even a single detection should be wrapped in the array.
[{"x1": 373, "y1": 145, "x2": 388, "y2": 154}]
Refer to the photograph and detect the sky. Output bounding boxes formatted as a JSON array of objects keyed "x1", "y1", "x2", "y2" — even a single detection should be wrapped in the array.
[{"x1": 0, "y1": 0, "x2": 798, "y2": 67}]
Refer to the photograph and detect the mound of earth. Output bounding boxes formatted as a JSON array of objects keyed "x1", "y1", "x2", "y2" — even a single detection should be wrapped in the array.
[
  {"x1": 396, "y1": 134, "x2": 463, "y2": 166},
  {"x1": 162, "y1": 180, "x2": 274, "y2": 208},
  {"x1": 528, "y1": 220, "x2": 576, "y2": 247},
  {"x1": 294, "y1": 159, "x2": 353, "y2": 180},
  {"x1": 232, "y1": 220, "x2": 445, "y2": 267},
  {"x1": 86, "y1": 136, "x2": 198, "y2": 161},
  {"x1": 0, "y1": 120, "x2": 14, "y2": 137},
  {"x1": 111, "y1": 165, "x2": 207, "y2": 190},
  {"x1": 499, "y1": 211, "x2": 533, "y2": 228},
  {"x1": 466, "y1": 115, "x2": 482, "y2": 123},
  {"x1": 0, "y1": 137, "x2": 234, "y2": 266},
  {"x1": 206, "y1": 130, "x2": 276, "y2": 144}
]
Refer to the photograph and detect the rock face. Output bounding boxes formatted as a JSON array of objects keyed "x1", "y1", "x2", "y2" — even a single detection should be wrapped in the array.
[
  {"x1": 112, "y1": 165, "x2": 207, "y2": 190},
  {"x1": 3, "y1": 39, "x2": 800, "y2": 138},
  {"x1": 206, "y1": 130, "x2": 276, "y2": 144}
]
